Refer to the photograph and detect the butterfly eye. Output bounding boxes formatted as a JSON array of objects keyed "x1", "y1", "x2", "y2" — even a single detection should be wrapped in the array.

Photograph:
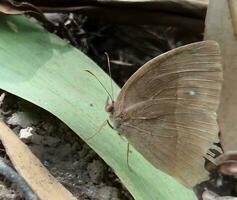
[
  {"x1": 105, "y1": 98, "x2": 114, "y2": 113},
  {"x1": 105, "y1": 103, "x2": 114, "y2": 113}
]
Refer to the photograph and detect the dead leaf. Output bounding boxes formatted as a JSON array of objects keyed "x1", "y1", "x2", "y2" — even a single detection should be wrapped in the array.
[
  {"x1": 0, "y1": 121, "x2": 76, "y2": 200},
  {"x1": 0, "y1": 0, "x2": 40, "y2": 14},
  {"x1": 204, "y1": 0, "x2": 237, "y2": 152},
  {"x1": 0, "y1": 1, "x2": 22, "y2": 14},
  {"x1": 216, "y1": 151, "x2": 237, "y2": 176},
  {"x1": 203, "y1": 190, "x2": 237, "y2": 200},
  {"x1": 0, "y1": 0, "x2": 56, "y2": 30}
]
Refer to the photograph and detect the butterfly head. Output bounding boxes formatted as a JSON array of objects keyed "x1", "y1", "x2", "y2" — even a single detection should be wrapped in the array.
[
  {"x1": 105, "y1": 98, "x2": 124, "y2": 131},
  {"x1": 105, "y1": 97, "x2": 114, "y2": 114}
]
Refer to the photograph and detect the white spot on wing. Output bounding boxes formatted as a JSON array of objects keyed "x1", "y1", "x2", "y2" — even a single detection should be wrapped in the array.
[{"x1": 189, "y1": 90, "x2": 196, "y2": 96}]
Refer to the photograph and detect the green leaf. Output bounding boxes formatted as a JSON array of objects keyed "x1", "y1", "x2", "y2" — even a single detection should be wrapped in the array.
[{"x1": 0, "y1": 15, "x2": 197, "y2": 200}]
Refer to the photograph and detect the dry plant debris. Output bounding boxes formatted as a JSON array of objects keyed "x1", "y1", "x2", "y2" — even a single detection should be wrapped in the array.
[
  {"x1": 0, "y1": 93, "x2": 134, "y2": 200},
  {"x1": 0, "y1": 120, "x2": 76, "y2": 200}
]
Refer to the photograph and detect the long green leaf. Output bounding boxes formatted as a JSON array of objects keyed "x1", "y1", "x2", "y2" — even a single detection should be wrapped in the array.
[{"x1": 0, "y1": 15, "x2": 196, "y2": 200}]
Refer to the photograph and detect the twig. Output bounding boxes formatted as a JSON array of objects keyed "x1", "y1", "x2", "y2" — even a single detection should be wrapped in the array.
[{"x1": 0, "y1": 158, "x2": 38, "y2": 200}]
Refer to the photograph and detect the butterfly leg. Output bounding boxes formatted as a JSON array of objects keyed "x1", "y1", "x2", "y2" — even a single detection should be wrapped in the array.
[
  {"x1": 85, "y1": 120, "x2": 107, "y2": 141},
  {"x1": 106, "y1": 120, "x2": 114, "y2": 129}
]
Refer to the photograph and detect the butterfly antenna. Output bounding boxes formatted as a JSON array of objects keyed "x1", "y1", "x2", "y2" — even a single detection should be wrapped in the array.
[
  {"x1": 105, "y1": 52, "x2": 114, "y2": 101},
  {"x1": 85, "y1": 120, "x2": 108, "y2": 141},
  {"x1": 85, "y1": 70, "x2": 113, "y2": 102}
]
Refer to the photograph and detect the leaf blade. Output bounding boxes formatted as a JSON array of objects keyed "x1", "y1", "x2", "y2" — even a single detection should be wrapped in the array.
[{"x1": 0, "y1": 14, "x2": 197, "y2": 200}]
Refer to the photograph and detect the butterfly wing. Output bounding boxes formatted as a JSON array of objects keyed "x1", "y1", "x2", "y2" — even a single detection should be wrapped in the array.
[{"x1": 113, "y1": 41, "x2": 222, "y2": 187}]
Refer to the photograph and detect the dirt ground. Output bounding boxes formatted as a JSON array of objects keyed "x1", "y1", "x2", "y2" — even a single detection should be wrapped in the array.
[{"x1": 0, "y1": 92, "x2": 134, "y2": 200}]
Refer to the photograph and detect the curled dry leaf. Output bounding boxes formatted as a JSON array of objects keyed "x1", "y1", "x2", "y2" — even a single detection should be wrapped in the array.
[
  {"x1": 0, "y1": 0, "x2": 40, "y2": 14},
  {"x1": 0, "y1": 0, "x2": 55, "y2": 30},
  {"x1": 203, "y1": 190, "x2": 237, "y2": 200},
  {"x1": 0, "y1": 0, "x2": 22, "y2": 14},
  {"x1": 216, "y1": 151, "x2": 237, "y2": 176},
  {"x1": 205, "y1": 0, "x2": 237, "y2": 151}
]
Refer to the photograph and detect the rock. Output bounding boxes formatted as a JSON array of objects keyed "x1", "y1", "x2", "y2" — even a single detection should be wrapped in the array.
[
  {"x1": 42, "y1": 136, "x2": 60, "y2": 147},
  {"x1": 71, "y1": 142, "x2": 81, "y2": 152},
  {"x1": 28, "y1": 133, "x2": 60, "y2": 147},
  {"x1": 31, "y1": 134, "x2": 43, "y2": 145},
  {"x1": 202, "y1": 190, "x2": 237, "y2": 200},
  {"x1": 7, "y1": 111, "x2": 39, "y2": 128},
  {"x1": 87, "y1": 160, "x2": 105, "y2": 184},
  {"x1": 72, "y1": 161, "x2": 80, "y2": 169},
  {"x1": 0, "y1": 183, "x2": 18, "y2": 200},
  {"x1": 12, "y1": 125, "x2": 21, "y2": 134},
  {"x1": 19, "y1": 127, "x2": 34, "y2": 143},
  {"x1": 29, "y1": 145, "x2": 45, "y2": 161},
  {"x1": 41, "y1": 122, "x2": 55, "y2": 134},
  {"x1": 0, "y1": 93, "x2": 6, "y2": 107},
  {"x1": 98, "y1": 186, "x2": 120, "y2": 200},
  {"x1": 55, "y1": 144, "x2": 72, "y2": 160}
]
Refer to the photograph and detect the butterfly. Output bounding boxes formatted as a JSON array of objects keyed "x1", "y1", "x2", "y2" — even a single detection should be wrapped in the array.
[{"x1": 105, "y1": 41, "x2": 223, "y2": 188}]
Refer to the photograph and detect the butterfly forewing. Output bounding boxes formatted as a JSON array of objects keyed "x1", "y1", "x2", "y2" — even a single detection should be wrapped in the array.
[{"x1": 112, "y1": 41, "x2": 222, "y2": 187}]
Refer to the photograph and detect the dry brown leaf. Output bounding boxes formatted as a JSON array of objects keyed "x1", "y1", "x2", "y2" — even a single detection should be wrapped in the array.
[
  {"x1": 202, "y1": 190, "x2": 237, "y2": 200},
  {"x1": 0, "y1": 1, "x2": 22, "y2": 14},
  {"x1": 0, "y1": 121, "x2": 76, "y2": 200},
  {"x1": 0, "y1": 0, "x2": 39, "y2": 14},
  {"x1": 216, "y1": 151, "x2": 237, "y2": 176},
  {"x1": 205, "y1": 0, "x2": 237, "y2": 152}
]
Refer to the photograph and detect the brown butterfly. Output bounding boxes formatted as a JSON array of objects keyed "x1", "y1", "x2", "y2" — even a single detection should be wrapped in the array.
[{"x1": 105, "y1": 41, "x2": 223, "y2": 188}]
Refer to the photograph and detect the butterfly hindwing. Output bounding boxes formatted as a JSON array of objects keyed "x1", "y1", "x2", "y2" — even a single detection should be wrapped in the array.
[{"x1": 113, "y1": 41, "x2": 222, "y2": 187}]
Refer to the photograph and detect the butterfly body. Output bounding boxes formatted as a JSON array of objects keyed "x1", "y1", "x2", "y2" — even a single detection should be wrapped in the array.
[{"x1": 106, "y1": 41, "x2": 223, "y2": 188}]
